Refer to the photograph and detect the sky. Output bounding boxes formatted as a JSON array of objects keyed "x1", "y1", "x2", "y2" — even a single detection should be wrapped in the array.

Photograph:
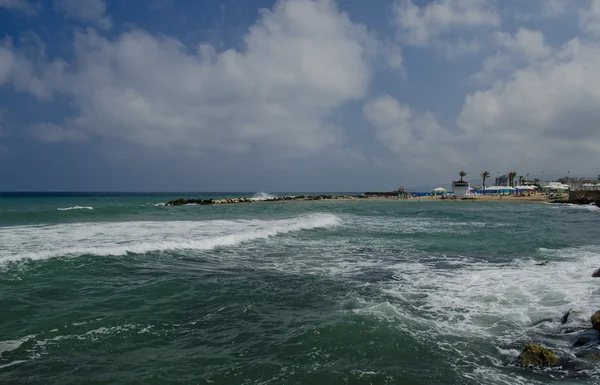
[{"x1": 0, "y1": 0, "x2": 599, "y2": 192}]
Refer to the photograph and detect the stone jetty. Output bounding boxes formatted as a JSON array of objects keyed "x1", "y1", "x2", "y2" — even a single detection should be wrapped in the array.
[
  {"x1": 166, "y1": 194, "x2": 367, "y2": 206},
  {"x1": 568, "y1": 190, "x2": 600, "y2": 206}
]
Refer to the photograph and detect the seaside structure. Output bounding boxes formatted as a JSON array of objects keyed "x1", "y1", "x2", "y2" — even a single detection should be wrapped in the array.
[{"x1": 452, "y1": 180, "x2": 470, "y2": 198}]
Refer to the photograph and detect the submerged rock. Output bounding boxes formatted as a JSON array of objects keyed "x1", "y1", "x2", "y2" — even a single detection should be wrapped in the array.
[
  {"x1": 562, "y1": 309, "x2": 575, "y2": 324},
  {"x1": 591, "y1": 311, "x2": 600, "y2": 332},
  {"x1": 518, "y1": 343, "x2": 559, "y2": 367},
  {"x1": 592, "y1": 268, "x2": 600, "y2": 277}
]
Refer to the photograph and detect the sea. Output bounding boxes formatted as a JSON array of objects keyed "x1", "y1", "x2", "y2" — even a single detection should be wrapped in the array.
[{"x1": 1, "y1": 192, "x2": 600, "y2": 385}]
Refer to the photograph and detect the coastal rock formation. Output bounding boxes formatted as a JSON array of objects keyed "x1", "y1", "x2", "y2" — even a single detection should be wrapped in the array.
[
  {"x1": 567, "y1": 191, "x2": 600, "y2": 206},
  {"x1": 165, "y1": 194, "x2": 366, "y2": 206},
  {"x1": 591, "y1": 311, "x2": 600, "y2": 332},
  {"x1": 518, "y1": 343, "x2": 558, "y2": 367}
]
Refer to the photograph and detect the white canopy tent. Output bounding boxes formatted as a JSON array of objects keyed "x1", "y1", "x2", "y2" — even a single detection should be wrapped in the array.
[
  {"x1": 543, "y1": 184, "x2": 569, "y2": 190},
  {"x1": 485, "y1": 186, "x2": 515, "y2": 191},
  {"x1": 515, "y1": 185, "x2": 536, "y2": 190},
  {"x1": 432, "y1": 187, "x2": 447, "y2": 192}
]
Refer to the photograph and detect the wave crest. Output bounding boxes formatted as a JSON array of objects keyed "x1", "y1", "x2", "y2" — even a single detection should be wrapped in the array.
[
  {"x1": 0, "y1": 213, "x2": 341, "y2": 263},
  {"x1": 57, "y1": 206, "x2": 94, "y2": 211}
]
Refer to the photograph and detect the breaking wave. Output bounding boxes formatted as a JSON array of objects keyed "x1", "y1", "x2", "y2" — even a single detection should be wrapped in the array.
[
  {"x1": 56, "y1": 206, "x2": 94, "y2": 211},
  {"x1": 0, "y1": 213, "x2": 341, "y2": 264}
]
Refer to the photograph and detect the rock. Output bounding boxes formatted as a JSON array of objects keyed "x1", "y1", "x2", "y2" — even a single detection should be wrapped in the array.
[
  {"x1": 536, "y1": 261, "x2": 550, "y2": 266},
  {"x1": 572, "y1": 336, "x2": 593, "y2": 347},
  {"x1": 578, "y1": 352, "x2": 600, "y2": 360},
  {"x1": 571, "y1": 329, "x2": 600, "y2": 347},
  {"x1": 562, "y1": 309, "x2": 574, "y2": 324},
  {"x1": 517, "y1": 343, "x2": 559, "y2": 367},
  {"x1": 593, "y1": 268, "x2": 600, "y2": 277},
  {"x1": 590, "y1": 311, "x2": 600, "y2": 332}
]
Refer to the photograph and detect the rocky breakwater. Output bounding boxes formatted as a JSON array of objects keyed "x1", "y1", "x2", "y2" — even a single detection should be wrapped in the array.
[
  {"x1": 166, "y1": 194, "x2": 366, "y2": 206},
  {"x1": 568, "y1": 190, "x2": 600, "y2": 206}
]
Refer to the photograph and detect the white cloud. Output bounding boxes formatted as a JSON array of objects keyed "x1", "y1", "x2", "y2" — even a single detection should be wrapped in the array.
[
  {"x1": 54, "y1": 0, "x2": 112, "y2": 29},
  {"x1": 0, "y1": 37, "x2": 67, "y2": 99},
  {"x1": 392, "y1": 0, "x2": 500, "y2": 47},
  {"x1": 459, "y1": 37, "x2": 600, "y2": 173},
  {"x1": 580, "y1": 0, "x2": 600, "y2": 36},
  {"x1": 540, "y1": 0, "x2": 571, "y2": 18},
  {"x1": 472, "y1": 27, "x2": 552, "y2": 82},
  {"x1": 363, "y1": 94, "x2": 461, "y2": 170},
  {"x1": 513, "y1": 0, "x2": 576, "y2": 22},
  {"x1": 2, "y1": 0, "x2": 374, "y2": 157}
]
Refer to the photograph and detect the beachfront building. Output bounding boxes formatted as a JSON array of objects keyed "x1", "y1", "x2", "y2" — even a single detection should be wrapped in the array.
[{"x1": 452, "y1": 180, "x2": 470, "y2": 198}]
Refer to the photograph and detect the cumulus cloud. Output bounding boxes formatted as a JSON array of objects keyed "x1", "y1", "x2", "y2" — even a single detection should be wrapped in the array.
[
  {"x1": 3, "y1": 0, "x2": 375, "y2": 157},
  {"x1": 472, "y1": 28, "x2": 552, "y2": 82},
  {"x1": 54, "y1": 0, "x2": 112, "y2": 29},
  {"x1": 0, "y1": 37, "x2": 67, "y2": 99},
  {"x1": 458, "y1": 37, "x2": 600, "y2": 173},
  {"x1": 363, "y1": 95, "x2": 461, "y2": 172},
  {"x1": 580, "y1": 0, "x2": 600, "y2": 36},
  {"x1": 392, "y1": 0, "x2": 500, "y2": 47}
]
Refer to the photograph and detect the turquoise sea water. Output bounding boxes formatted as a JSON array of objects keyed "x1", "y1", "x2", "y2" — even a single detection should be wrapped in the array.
[{"x1": 1, "y1": 193, "x2": 600, "y2": 384}]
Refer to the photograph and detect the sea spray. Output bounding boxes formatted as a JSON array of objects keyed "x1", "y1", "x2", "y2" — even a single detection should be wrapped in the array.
[{"x1": 250, "y1": 192, "x2": 276, "y2": 201}]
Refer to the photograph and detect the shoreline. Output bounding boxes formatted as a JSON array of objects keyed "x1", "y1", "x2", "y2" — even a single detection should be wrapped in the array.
[{"x1": 166, "y1": 194, "x2": 569, "y2": 206}]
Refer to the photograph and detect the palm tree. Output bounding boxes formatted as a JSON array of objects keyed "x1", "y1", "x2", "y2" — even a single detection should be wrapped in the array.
[
  {"x1": 480, "y1": 171, "x2": 490, "y2": 194},
  {"x1": 518, "y1": 175, "x2": 524, "y2": 186},
  {"x1": 459, "y1": 171, "x2": 467, "y2": 181},
  {"x1": 507, "y1": 171, "x2": 518, "y2": 187}
]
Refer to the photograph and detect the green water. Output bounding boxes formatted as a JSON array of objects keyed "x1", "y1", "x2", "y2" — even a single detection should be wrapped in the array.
[{"x1": 1, "y1": 193, "x2": 599, "y2": 384}]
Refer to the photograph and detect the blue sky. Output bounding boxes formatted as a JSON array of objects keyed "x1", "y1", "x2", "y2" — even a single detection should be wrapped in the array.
[{"x1": 1, "y1": 0, "x2": 599, "y2": 191}]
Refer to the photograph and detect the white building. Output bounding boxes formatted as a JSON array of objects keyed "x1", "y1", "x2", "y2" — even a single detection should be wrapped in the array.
[{"x1": 452, "y1": 180, "x2": 470, "y2": 198}]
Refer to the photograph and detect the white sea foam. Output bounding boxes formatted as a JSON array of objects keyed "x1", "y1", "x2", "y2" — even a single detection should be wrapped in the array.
[
  {"x1": 571, "y1": 203, "x2": 600, "y2": 212},
  {"x1": 249, "y1": 191, "x2": 276, "y2": 201},
  {"x1": 0, "y1": 335, "x2": 34, "y2": 355},
  {"x1": 0, "y1": 213, "x2": 341, "y2": 263},
  {"x1": 340, "y1": 246, "x2": 600, "y2": 383},
  {"x1": 342, "y1": 247, "x2": 599, "y2": 365},
  {"x1": 56, "y1": 206, "x2": 94, "y2": 211},
  {"x1": 551, "y1": 203, "x2": 600, "y2": 212},
  {"x1": 376, "y1": 247, "x2": 600, "y2": 338}
]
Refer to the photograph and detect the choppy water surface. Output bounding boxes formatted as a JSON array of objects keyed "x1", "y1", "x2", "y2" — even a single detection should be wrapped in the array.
[{"x1": 1, "y1": 193, "x2": 599, "y2": 384}]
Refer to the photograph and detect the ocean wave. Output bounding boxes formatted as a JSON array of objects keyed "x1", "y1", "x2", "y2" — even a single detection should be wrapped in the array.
[
  {"x1": 377, "y1": 247, "x2": 600, "y2": 337},
  {"x1": 550, "y1": 203, "x2": 600, "y2": 212},
  {"x1": 0, "y1": 213, "x2": 341, "y2": 263},
  {"x1": 56, "y1": 206, "x2": 94, "y2": 211},
  {"x1": 345, "y1": 246, "x2": 600, "y2": 383}
]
